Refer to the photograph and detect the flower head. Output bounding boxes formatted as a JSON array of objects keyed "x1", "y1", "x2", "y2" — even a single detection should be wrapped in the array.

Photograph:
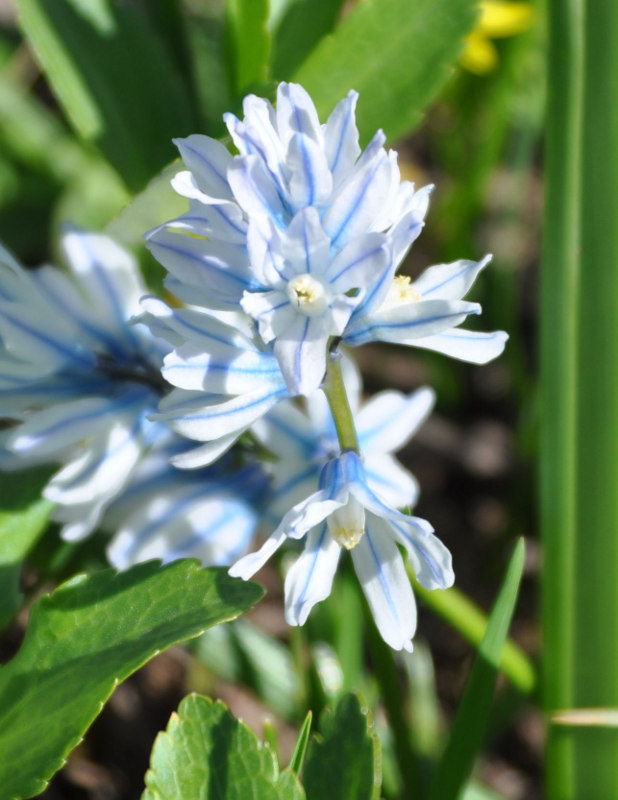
[
  {"x1": 230, "y1": 450, "x2": 453, "y2": 651},
  {"x1": 148, "y1": 81, "x2": 506, "y2": 406},
  {"x1": 147, "y1": 82, "x2": 428, "y2": 396},
  {"x1": 0, "y1": 230, "x2": 167, "y2": 541}
]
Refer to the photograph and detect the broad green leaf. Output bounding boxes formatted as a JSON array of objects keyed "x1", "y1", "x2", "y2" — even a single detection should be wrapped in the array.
[
  {"x1": 270, "y1": 0, "x2": 345, "y2": 80},
  {"x1": 0, "y1": 468, "x2": 53, "y2": 631},
  {"x1": 0, "y1": 561, "x2": 262, "y2": 799},
  {"x1": 293, "y1": 0, "x2": 478, "y2": 144},
  {"x1": 428, "y1": 539, "x2": 526, "y2": 800},
  {"x1": 225, "y1": 0, "x2": 271, "y2": 96},
  {"x1": 15, "y1": 0, "x2": 195, "y2": 190},
  {"x1": 304, "y1": 693, "x2": 381, "y2": 800},
  {"x1": 143, "y1": 694, "x2": 304, "y2": 800}
]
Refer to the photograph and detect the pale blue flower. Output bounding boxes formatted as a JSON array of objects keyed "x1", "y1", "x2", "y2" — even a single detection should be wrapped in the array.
[
  {"x1": 343, "y1": 254, "x2": 509, "y2": 363},
  {"x1": 104, "y1": 448, "x2": 266, "y2": 570},
  {"x1": 230, "y1": 450, "x2": 453, "y2": 651},
  {"x1": 0, "y1": 230, "x2": 168, "y2": 541},
  {"x1": 146, "y1": 82, "x2": 429, "y2": 395}
]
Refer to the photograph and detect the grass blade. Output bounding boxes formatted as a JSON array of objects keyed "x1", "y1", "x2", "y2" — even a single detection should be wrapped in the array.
[{"x1": 428, "y1": 539, "x2": 525, "y2": 800}]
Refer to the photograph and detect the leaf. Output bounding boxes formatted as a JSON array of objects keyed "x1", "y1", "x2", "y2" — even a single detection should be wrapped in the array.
[
  {"x1": 15, "y1": 0, "x2": 195, "y2": 190},
  {"x1": 0, "y1": 467, "x2": 53, "y2": 631},
  {"x1": 142, "y1": 693, "x2": 304, "y2": 800},
  {"x1": 428, "y1": 539, "x2": 526, "y2": 800},
  {"x1": 293, "y1": 0, "x2": 478, "y2": 144},
  {"x1": 225, "y1": 0, "x2": 271, "y2": 96},
  {"x1": 288, "y1": 711, "x2": 312, "y2": 774},
  {"x1": 0, "y1": 561, "x2": 262, "y2": 799},
  {"x1": 270, "y1": 0, "x2": 345, "y2": 80},
  {"x1": 304, "y1": 693, "x2": 381, "y2": 800}
]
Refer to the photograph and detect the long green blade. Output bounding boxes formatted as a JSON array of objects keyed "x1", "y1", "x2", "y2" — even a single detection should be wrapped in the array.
[
  {"x1": 293, "y1": 0, "x2": 477, "y2": 144},
  {"x1": 428, "y1": 539, "x2": 525, "y2": 800}
]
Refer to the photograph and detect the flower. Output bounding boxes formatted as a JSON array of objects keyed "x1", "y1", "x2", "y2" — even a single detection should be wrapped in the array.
[
  {"x1": 342, "y1": 254, "x2": 509, "y2": 364},
  {"x1": 146, "y1": 82, "x2": 428, "y2": 395},
  {"x1": 230, "y1": 450, "x2": 453, "y2": 651},
  {"x1": 0, "y1": 229, "x2": 168, "y2": 541},
  {"x1": 148, "y1": 81, "x2": 506, "y2": 399},
  {"x1": 104, "y1": 448, "x2": 266, "y2": 569}
]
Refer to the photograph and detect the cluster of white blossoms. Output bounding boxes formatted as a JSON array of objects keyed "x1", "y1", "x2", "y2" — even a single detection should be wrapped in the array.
[{"x1": 0, "y1": 82, "x2": 507, "y2": 650}]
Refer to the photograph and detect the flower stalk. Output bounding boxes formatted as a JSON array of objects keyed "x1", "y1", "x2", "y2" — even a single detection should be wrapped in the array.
[{"x1": 322, "y1": 345, "x2": 360, "y2": 453}]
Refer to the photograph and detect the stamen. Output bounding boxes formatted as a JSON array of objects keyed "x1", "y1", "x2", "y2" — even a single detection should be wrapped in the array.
[{"x1": 286, "y1": 273, "x2": 329, "y2": 316}]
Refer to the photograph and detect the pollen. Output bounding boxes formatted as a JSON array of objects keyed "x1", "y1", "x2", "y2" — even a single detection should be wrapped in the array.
[
  {"x1": 330, "y1": 525, "x2": 364, "y2": 550},
  {"x1": 286, "y1": 273, "x2": 329, "y2": 316}
]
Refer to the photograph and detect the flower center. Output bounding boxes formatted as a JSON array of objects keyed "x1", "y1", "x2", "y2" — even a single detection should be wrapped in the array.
[
  {"x1": 381, "y1": 275, "x2": 422, "y2": 311},
  {"x1": 327, "y1": 496, "x2": 365, "y2": 550},
  {"x1": 286, "y1": 273, "x2": 329, "y2": 316}
]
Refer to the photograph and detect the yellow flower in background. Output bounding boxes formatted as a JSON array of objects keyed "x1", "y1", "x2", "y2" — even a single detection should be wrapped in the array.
[{"x1": 461, "y1": 1, "x2": 533, "y2": 75}]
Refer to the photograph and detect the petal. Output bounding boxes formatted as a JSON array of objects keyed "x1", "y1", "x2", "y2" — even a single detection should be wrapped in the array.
[
  {"x1": 246, "y1": 218, "x2": 290, "y2": 287},
  {"x1": 241, "y1": 290, "x2": 295, "y2": 343},
  {"x1": 146, "y1": 229, "x2": 253, "y2": 308},
  {"x1": 284, "y1": 524, "x2": 341, "y2": 625},
  {"x1": 107, "y1": 486, "x2": 256, "y2": 568},
  {"x1": 273, "y1": 314, "x2": 330, "y2": 396},
  {"x1": 363, "y1": 454, "x2": 419, "y2": 510},
  {"x1": 163, "y1": 340, "x2": 281, "y2": 395},
  {"x1": 174, "y1": 134, "x2": 235, "y2": 200},
  {"x1": 274, "y1": 486, "x2": 346, "y2": 541},
  {"x1": 227, "y1": 155, "x2": 288, "y2": 233},
  {"x1": 322, "y1": 140, "x2": 392, "y2": 250},
  {"x1": 322, "y1": 90, "x2": 361, "y2": 186},
  {"x1": 287, "y1": 132, "x2": 333, "y2": 210},
  {"x1": 229, "y1": 528, "x2": 288, "y2": 580},
  {"x1": 343, "y1": 299, "x2": 482, "y2": 347},
  {"x1": 352, "y1": 521, "x2": 417, "y2": 651},
  {"x1": 327, "y1": 232, "x2": 391, "y2": 293},
  {"x1": 157, "y1": 383, "x2": 289, "y2": 442},
  {"x1": 357, "y1": 387, "x2": 435, "y2": 453},
  {"x1": 169, "y1": 434, "x2": 241, "y2": 469},
  {"x1": 251, "y1": 400, "x2": 317, "y2": 460},
  {"x1": 276, "y1": 82, "x2": 322, "y2": 149},
  {"x1": 413, "y1": 255, "x2": 493, "y2": 301},
  {"x1": 282, "y1": 207, "x2": 330, "y2": 277},
  {"x1": 163, "y1": 194, "x2": 248, "y2": 245},
  {"x1": 411, "y1": 328, "x2": 509, "y2": 364},
  {"x1": 385, "y1": 514, "x2": 455, "y2": 591},
  {"x1": 61, "y1": 229, "x2": 145, "y2": 332}
]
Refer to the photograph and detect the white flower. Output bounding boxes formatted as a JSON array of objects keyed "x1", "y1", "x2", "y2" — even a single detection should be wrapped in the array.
[
  {"x1": 146, "y1": 82, "x2": 429, "y2": 395},
  {"x1": 104, "y1": 447, "x2": 265, "y2": 570},
  {"x1": 343, "y1": 255, "x2": 509, "y2": 363},
  {"x1": 0, "y1": 230, "x2": 168, "y2": 541},
  {"x1": 230, "y1": 450, "x2": 453, "y2": 652}
]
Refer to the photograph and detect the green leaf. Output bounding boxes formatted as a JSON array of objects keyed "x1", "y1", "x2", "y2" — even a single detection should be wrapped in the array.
[
  {"x1": 288, "y1": 711, "x2": 313, "y2": 774},
  {"x1": 0, "y1": 468, "x2": 53, "y2": 631},
  {"x1": 304, "y1": 693, "x2": 381, "y2": 800},
  {"x1": 143, "y1": 694, "x2": 304, "y2": 800},
  {"x1": 270, "y1": 0, "x2": 345, "y2": 80},
  {"x1": 15, "y1": 0, "x2": 195, "y2": 190},
  {"x1": 0, "y1": 561, "x2": 262, "y2": 799},
  {"x1": 428, "y1": 539, "x2": 526, "y2": 800},
  {"x1": 293, "y1": 0, "x2": 477, "y2": 144},
  {"x1": 225, "y1": 0, "x2": 271, "y2": 96}
]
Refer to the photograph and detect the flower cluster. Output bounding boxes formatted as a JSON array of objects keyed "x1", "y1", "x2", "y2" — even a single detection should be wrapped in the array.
[
  {"x1": 0, "y1": 231, "x2": 263, "y2": 566},
  {"x1": 0, "y1": 82, "x2": 507, "y2": 650}
]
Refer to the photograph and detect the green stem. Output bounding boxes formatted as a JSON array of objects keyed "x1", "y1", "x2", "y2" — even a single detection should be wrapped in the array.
[{"x1": 322, "y1": 348, "x2": 359, "y2": 452}]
